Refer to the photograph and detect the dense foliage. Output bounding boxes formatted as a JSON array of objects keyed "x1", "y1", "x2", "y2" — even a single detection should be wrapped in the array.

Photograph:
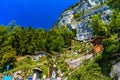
[
  {"x1": 73, "y1": 13, "x2": 82, "y2": 19},
  {"x1": 68, "y1": 0, "x2": 120, "y2": 79},
  {"x1": 1, "y1": 0, "x2": 120, "y2": 79},
  {"x1": 0, "y1": 24, "x2": 74, "y2": 68},
  {"x1": 89, "y1": 14, "x2": 110, "y2": 37},
  {"x1": 107, "y1": 0, "x2": 120, "y2": 11}
]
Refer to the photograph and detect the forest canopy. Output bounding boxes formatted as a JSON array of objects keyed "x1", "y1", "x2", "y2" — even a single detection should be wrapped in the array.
[{"x1": 0, "y1": 24, "x2": 74, "y2": 67}]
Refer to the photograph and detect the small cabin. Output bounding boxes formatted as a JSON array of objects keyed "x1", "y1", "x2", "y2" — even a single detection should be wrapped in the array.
[
  {"x1": 34, "y1": 51, "x2": 46, "y2": 61},
  {"x1": 33, "y1": 68, "x2": 42, "y2": 80},
  {"x1": 92, "y1": 37, "x2": 104, "y2": 54}
]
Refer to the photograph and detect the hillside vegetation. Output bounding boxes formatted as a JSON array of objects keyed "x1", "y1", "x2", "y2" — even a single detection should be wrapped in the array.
[
  {"x1": 0, "y1": 25, "x2": 74, "y2": 70},
  {"x1": 0, "y1": 0, "x2": 120, "y2": 80},
  {"x1": 68, "y1": 0, "x2": 120, "y2": 79}
]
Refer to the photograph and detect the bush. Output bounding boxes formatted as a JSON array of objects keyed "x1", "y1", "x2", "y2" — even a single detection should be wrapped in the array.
[
  {"x1": 57, "y1": 58, "x2": 68, "y2": 72},
  {"x1": 73, "y1": 13, "x2": 82, "y2": 19}
]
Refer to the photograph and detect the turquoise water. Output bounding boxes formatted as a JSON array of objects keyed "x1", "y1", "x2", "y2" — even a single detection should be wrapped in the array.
[{"x1": 0, "y1": 0, "x2": 79, "y2": 30}]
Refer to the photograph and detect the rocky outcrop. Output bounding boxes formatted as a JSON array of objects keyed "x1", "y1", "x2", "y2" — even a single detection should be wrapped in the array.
[
  {"x1": 65, "y1": 54, "x2": 93, "y2": 68},
  {"x1": 55, "y1": 0, "x2": 111, "y2": 41},
  {"x1": 110, "y1": 62, "x2": 120, "y2": 80}
]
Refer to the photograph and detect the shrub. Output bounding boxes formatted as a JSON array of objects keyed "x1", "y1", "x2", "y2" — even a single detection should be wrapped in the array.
[{"x1": 73, "y1": 13, "x2": 82, "y2": 19}]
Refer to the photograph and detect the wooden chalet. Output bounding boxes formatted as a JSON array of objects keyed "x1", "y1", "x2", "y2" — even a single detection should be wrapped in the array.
[{"x1": 92, "y1": 37, "x2": 105, "y2": 54}]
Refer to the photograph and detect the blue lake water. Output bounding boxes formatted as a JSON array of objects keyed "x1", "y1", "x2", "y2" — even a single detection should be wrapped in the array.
[{"x1": 0, "y1": 0, "x2": 79, "y2": 30}]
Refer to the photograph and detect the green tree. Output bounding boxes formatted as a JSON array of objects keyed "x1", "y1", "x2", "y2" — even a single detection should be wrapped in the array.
[
  {"x1": 12, "y1": 27, "x2": 36, "y2": 55},
  {"x1": 109, "y1": 12, "x2": 120, "y2": 34},
  {"x1": 89, "y1": 15, "x2": 110, "y2": 37},
  {"x1": 59, "y1": 26, "x2": 74, "y2": 48},
  {"x1": 11, "y1": 26, "x2": 22, "y2": 55},
  {"x1": 46, "y1": 28, "x2": 65, "y2": 53},
  {"x1": 0, "y1": 46, "x2": 16, "y2": 67},
  {"x1": 107, "y1": 0, "x2": 120, "y2": 11},
  {"x1": 34, "y1": 28, "x2": 47, "y2": 51},
  {"x1": 73, "y1": 13, "x2": 82, "y2": 19},
  {"x1": 0, "y1": 26, "x2": 16, "y2": 67}
]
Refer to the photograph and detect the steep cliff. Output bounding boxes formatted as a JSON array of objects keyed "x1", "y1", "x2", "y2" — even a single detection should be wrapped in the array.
[{"x1": 55, "y1": 0, "x2": 111, "y2": 41}]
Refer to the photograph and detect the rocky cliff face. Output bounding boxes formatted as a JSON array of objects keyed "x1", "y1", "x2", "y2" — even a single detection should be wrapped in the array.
[{"x1": 56, "y1": 0, "x2": 111, "y2": 41}]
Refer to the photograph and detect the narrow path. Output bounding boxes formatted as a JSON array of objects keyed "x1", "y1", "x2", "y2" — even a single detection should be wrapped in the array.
[
  {"x1": 65, "y1": 54, "x2": 93, "y2": 68},
  {"x1": 63, "y1": 54, "x2": 94, "y2": 80},
  {"x1": 62, "y1": 66, "x2": 80, "y2": 80}
]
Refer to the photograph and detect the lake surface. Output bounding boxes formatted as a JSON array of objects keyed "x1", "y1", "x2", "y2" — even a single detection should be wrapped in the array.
[{"x1": 0, "y1": 0, "x2": 79, "y2": 30}]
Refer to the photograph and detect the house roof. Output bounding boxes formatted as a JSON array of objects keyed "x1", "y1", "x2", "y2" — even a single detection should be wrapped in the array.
[
  {"x1": 33, "y1": 68, "x2": 42, "y2": 72},
  {"x1": 91, "y1": 37, "x2": 105, "y2": 43},
  {"x1": 36, "y1": 50, "x2": 47, "y2": 55}
]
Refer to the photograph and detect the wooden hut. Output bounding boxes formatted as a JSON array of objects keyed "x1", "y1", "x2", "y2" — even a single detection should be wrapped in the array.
[
  {"x1": 33, "y1": 68, "x2": 42, "y2": 80},
  {"x1": 92, "y1": 37, "x2": 104, "y2": 54}
]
